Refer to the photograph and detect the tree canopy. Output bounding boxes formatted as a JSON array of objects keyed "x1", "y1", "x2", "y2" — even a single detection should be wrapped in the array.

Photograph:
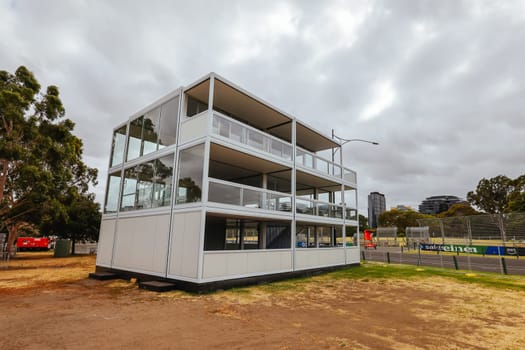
[
  {"x1": 1, "y1": 66, "x2": 98, "y2": 254},
  {"x1": 377, "y1": 209, "x2": 433, "y2": 234},
  {"x1": 437, "y1": 203, "x2": 479, "y2": 218},
  {"x1": 467, "y1": 175, "x2": 525, "y2": 214}
]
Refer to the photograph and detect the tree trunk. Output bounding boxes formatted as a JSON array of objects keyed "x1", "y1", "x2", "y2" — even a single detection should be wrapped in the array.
[
  {"x1": 71, "y1": 238, "x2": 76, "y2": 255},
  {"x1": 6, "y1": 223, "x2": 19, "y2": 258}
]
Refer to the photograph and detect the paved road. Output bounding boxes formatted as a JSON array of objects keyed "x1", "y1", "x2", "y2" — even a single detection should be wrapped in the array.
[{"x1": 361, "y1": 248, "x2": 525, "y2": 275}]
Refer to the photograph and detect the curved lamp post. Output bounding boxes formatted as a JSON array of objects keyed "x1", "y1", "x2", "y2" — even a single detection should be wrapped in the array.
[{"x1": 331, "y1": 129, "x2": 378, "y2": 255}]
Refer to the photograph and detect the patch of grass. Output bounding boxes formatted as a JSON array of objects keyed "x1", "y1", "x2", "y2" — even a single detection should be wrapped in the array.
[{"x1": 327, "y1": 262, "x2": 525, "y2": 291}]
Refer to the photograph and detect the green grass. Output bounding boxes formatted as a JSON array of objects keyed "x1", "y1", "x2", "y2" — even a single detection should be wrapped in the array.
[{"x1": 327, "y1": 262, "x2": 525, "y2": 291}]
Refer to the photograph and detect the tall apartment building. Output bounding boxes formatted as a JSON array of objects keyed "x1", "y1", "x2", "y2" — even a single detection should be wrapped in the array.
[
  {"x1": 93, "y1": 73, "x2": 360, "y2": 291},
  {"x1": 368, "y1": 192, "x2": 386, "y2": 228}
]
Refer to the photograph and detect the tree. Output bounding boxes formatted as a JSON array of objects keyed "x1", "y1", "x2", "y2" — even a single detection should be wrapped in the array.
[
  {"x1": 437, "y1": 203, "x2": 479, "y2": 218},
  {"x1": 507, "y1": 175, "x2": 525, "y2": 212},
  {"x1": 378, "y1": 209, "x2": 434, "y2": 234},
  {"x1": 41, "y1": 193, "x2": 101, "y2": 254},
  {"x1": 0, "y1": 66, "x2": 97, "y2": 255},
  {"x1": 467, "y1": 175, "x2": 515, "y2": 213},
  {"x1": 467, "y1": 175, "x2": 525, "y2": 242},
  {"x1": 358, "y1": 214, "x2": 368, "y2": 232}
]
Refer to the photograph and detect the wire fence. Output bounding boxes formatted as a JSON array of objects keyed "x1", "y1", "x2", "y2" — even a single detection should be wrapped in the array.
[{"x1": 361, "y1": 212, "x2": 525, "y2": 275}]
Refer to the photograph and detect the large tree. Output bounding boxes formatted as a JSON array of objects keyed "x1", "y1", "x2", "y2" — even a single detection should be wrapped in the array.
[
  {"x1": 0, "y1": 66, "x2": 97, "y2": 255},
  {"x1": 41, "y1": 193, "x2": 101, "y2": 254},
  {"x1": 467, "y1": 175, "x2": 525, "y2": 242}
]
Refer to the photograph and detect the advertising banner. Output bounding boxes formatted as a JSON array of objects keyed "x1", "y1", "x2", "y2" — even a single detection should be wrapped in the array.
[{"x1": 420, "y1": 244, "x2": 524, "y2": 256}]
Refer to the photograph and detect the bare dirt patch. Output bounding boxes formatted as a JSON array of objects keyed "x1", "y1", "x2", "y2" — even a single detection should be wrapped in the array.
[{"x1": 1, "y1": 253, "x2": 524, "y2": 349}]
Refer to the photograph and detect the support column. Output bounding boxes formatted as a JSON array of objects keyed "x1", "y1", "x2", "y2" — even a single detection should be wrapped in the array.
[{"x1": 291, "y1": 118, "x2": 297, "y2": 270}]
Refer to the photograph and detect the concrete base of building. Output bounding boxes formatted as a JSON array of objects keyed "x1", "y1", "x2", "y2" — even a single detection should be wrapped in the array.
[{"x1": 89, "y1": 263, "x2": 360, "y2": 293}]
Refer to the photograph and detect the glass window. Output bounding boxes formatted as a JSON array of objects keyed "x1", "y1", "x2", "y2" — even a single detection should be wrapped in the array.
[
  {"x1": 110, "y1": 126, "x2": 127, "y2": 167},
  {"x1": 126, "y1": 116, "x2": 143, "y2": 161},
  {"x1": 135, "y1": 161, "x2": 155, "y2": 209},
  {"x1": 142, "y1": 108, "x2": 160, "y2": 156},
  {"x1": 187, "y1": 96, "x2": 208, "y2": 117},
  {"x1": 225, "y1": 219, "x2": 241, "y2": 250},
  {"x1": 121, "y1": 167, "x2": 138, "y2": 211},
  {"x1": 104, "y1": 171, "x2": 122, "y2": 213},
  {"x1": 176, "y1": 144, "x2": 204, "y2": 204},
  {"x1": 243, "y1": 222, "x2": 259, "y2": 250},
  {"x1": 159, "y1": 97, "x2": 179, "y2": 148},
  {"x1": 152, "y1": 155, "x2": 174, "y2": 208},
  {"x1": 266, "y1": 223, "x2": 291, "y2": 249},
  {"x1": 318, "y1": 226, "x2": 334, "y2": 247}
]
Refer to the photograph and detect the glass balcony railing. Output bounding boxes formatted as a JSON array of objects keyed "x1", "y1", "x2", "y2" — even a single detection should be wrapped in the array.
[
  {"x1": 208, "y1": 178, "x2": 292, "y2": 212},
  {"x1": 343, "y1": 168, "x2": 357, "y2": 183},
  {"x1": 212, "y1": 113, "x2": 293, "y2": 162},
  {"x1": 296, "y1": 147, "x2": 343, "y2": 178},
  {"x1": 295, "y1": 198, "x2": 344, "y2": 219},
  {"x1": 211, "y1": 112, "x2": 356, "y2": 184},
  {"x1": 345, "y1": 207, "x2": 357, "y2": 221}
]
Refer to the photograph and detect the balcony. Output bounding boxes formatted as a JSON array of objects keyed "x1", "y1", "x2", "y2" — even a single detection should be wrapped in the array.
[
  {"x1": 212, "y1": 113, "x2": 293, "y2": 163},
  {"x1": 208, "y1": 178, "x2": 292, "y2": 212},
  {"x1": 211, "y1": 112, "x2": 357, "y2": 185},
  {"x1": 295, "y1": 198, "x2": 344, "y2": 219},
  {"x1": 296, "y1": 147, "x2": 356, "y2": 184}
]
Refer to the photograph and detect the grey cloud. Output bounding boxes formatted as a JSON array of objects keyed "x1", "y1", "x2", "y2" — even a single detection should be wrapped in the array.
[{"x1": 1, "y1": 0, "x2": 524, "y2": 213}]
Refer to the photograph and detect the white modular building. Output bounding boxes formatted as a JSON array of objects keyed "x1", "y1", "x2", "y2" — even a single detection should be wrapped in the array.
[{"x1": 94, "y1": 73, "x2": 360, "y2": 291}]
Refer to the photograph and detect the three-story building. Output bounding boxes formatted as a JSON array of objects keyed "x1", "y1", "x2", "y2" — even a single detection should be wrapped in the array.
[{"x1": 94, "y1": 73, "x2": 360, "y2": 291}]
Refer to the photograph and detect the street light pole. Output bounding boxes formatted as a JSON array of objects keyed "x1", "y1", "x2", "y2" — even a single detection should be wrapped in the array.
[{"x1": 331, "y1": 129, "x2": 378, "y2": 256}]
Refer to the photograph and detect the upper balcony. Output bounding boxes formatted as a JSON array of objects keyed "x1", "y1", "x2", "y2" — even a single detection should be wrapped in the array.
[{"x1": 183, "y1": 74, "x2": 357, "y2": 186}]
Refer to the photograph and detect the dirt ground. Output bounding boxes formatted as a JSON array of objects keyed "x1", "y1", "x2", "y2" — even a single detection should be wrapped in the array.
[{"x1": 1, "y1": 253, "x2": 525, "y2": 350}]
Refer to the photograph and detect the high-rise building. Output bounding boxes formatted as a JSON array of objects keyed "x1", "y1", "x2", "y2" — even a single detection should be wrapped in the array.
[
  {"x1": 418, "y1": 195, "x2": 463, "y2": 215},
  {"x1": 368, "y1": 192, "x2": 386, "y2": 228}
]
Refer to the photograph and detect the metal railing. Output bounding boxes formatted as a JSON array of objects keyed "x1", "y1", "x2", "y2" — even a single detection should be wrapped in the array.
[
  {"x1": 295, "y1": 197, "x2": 345, "y2": 219},
  {"x1": 212, "y1": 113, "x2": 293, "y2": 162},
  {"x1": 212, "y1": 112, "x2": 357, "y2": 184},
  {"x1": 208, "y1": 178, "x2": 292, "y2": 212}
]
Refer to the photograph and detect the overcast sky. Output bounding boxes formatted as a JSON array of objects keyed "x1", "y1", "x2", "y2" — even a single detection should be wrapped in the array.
[{"x1": 1, "y1": 0, "x2": 524, "y2": 214}]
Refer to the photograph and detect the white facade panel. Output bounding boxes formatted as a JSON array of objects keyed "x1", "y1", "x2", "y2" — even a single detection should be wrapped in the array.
[
  {"x1": 202, "y1": 250, "x2": 293, "y2": 280},
  {"x1": 346, "y1": 247, "x2": 360, "y2": 264},
  {"x1": 112, "y1": 214, "x2": 170, "y2": 275},
  {"x1": 179, "y1": 113, "x2": 209, "y2": 144},
  {"x1": 96, "y1": 218, "x2": 116, "y2": 267},
  {"x1": 295, "y1": 248, "x2": 345, "y2": 270},
  {"x1": 168, "y1": 211, "x2": 202, "y2": 279}
]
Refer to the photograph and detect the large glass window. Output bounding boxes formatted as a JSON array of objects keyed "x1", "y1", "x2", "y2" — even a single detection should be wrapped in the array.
[
  {"x1": 104, "y1": 171, "x2": 122, "y2": 213},
  {"x1": 125, "y1": 96, "x2": 179, "y2": 161},
  {"x1": 135, "y1": 161, "x2": 155, "y2": 209},
  {"x1": 126, "y1": 116, "x2": 143, "y2": 161},
  {"x1": 204, "y1": 217, "x2": 290, "y2": 251},
  {"x1": 142, "y1": 108, "x2": 160, "y2": 156},
  {"x1": 110, "y1": 126, "x2": 127, "y2": 167},
  {"x1": 176, "y1": 144, "x2": 204, "y2": 204},
  {"x1": 121, "y1": 167, "x2": 138, "y2": 211},
  {"x1": 120, "y1": 154, "x2": 174, "y2": 211},
  {"x1": 265, "y1": 223, "x2": 291, "y2": 249},
  {"x1": 159, "y1": 97, "x2": 179, "y2": 148},
  {"x1": 152, "y1": 155, "x2": 174, "y2": 208},
  {"x1": 318, "y1": 226, "x2": 334, "y2": 247}
]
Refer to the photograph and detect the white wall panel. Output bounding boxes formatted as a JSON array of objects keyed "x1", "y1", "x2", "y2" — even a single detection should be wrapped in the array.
[
  {"x1": 168, "y1": 211, "x2": 202, "y2": 278},
  {"x1": 179, "y1": 114, "x2": 208, "y2": 144},
  {"x1": 96, "y1": 219, "x2": 116, "y2": 267},
  {"x1": 346, "y1": 247, "x2": 360, "y2": 264},
  {"x1": 295, "y1": 248, "x2": 345, "y2": 270},
  {"x1": 112, "y1": 214, "x2": 170, "y2": 275},
  {"x1": 202, "y1": 250, "x2": 293, "y2": 280}
]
